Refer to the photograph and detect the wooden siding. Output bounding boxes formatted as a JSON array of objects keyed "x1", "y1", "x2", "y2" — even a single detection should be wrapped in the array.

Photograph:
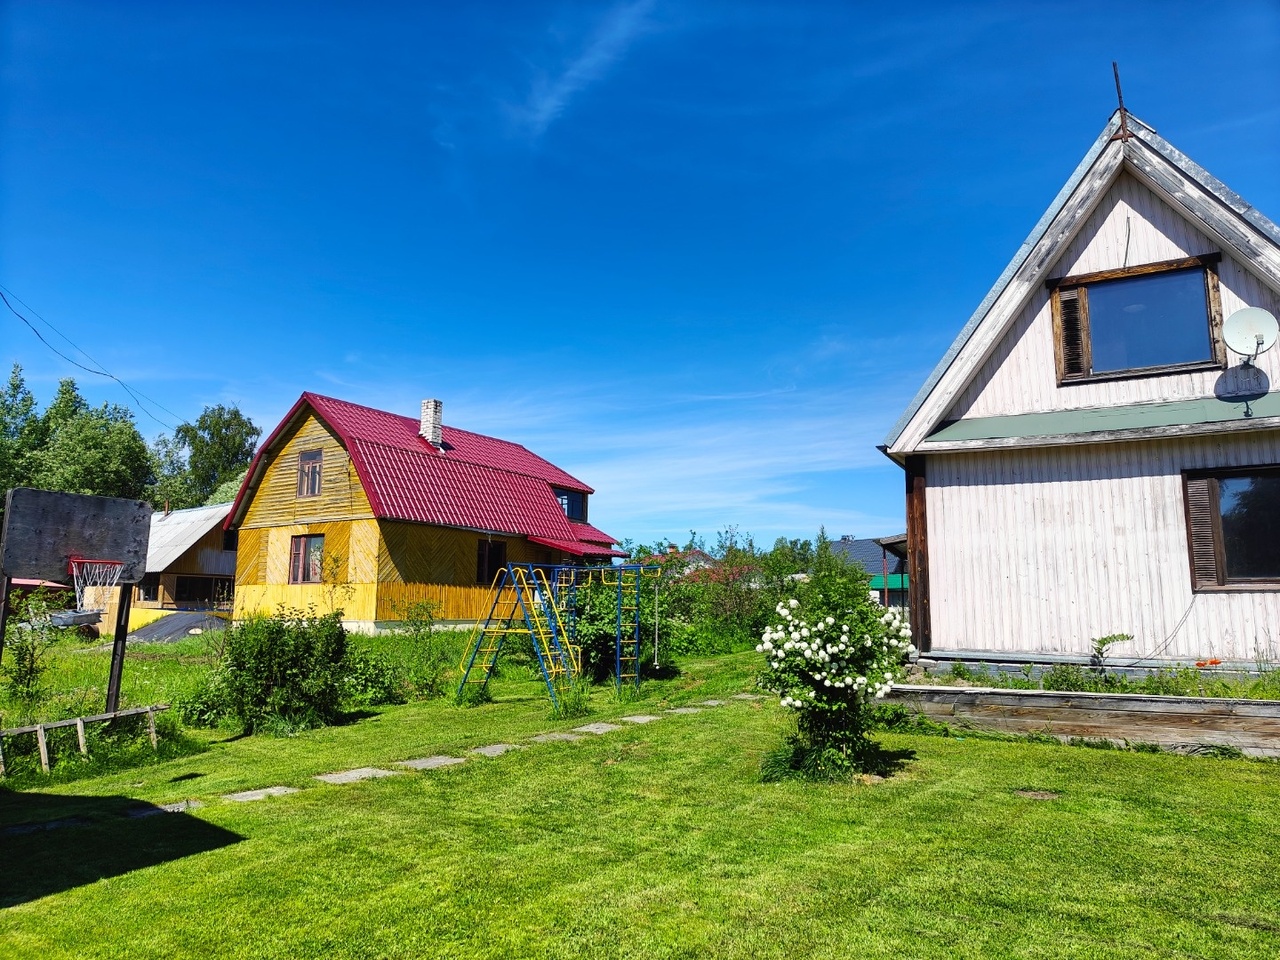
[
  {"x1": 164, "y1": 525, "x2": 236, "y2": 577},
  {"x1": 376, "y1": 522, "x2": 551, "y2": 585},
  {"x1": 237, "y1": 528, "x2": 267, "y2": 585},
  {"x1": 235, "y1": 582, "x2": 378, "y2": 624},
  {"x1": 375, "y1": 582, "x2": 496, "y2": 622},
  {"x1": 240, "y1": 411, "x2": 374, "y2": 529},
  {"x1": 925, "y1": 432, "x2": 1280, "y2": 662},
  {"x1": 948, "y1": 173, "x2": 1280, "y2": 421}
]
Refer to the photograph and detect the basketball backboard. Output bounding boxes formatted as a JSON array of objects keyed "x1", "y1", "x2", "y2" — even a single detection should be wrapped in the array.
[{"x1": 1, "y1": 488, "x2": 152, "y2": 585}]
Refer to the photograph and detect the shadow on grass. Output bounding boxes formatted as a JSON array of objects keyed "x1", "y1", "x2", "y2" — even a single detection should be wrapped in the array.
[
  {"x1": 0, "y1": 790, "x2": 243, "y2": 907},
  {"x1": 861, "y1": 743, "x2": 917, "y2": 778}
]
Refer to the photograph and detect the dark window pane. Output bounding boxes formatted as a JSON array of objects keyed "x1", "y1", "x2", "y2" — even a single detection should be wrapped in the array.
[
  {"x1": 1220, "y1": 474, "x2": 1280, "y2": 579},
  {"x1": 554, "y1": 488, "x2": 586, "y2": 521},
  {"x1": 1088, "y1": 268, "x2": 1211, "y2": 372}
]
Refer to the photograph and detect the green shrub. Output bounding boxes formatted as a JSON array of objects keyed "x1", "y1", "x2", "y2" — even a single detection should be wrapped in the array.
[
  {"x1": 341, "y1": 646, "x2": 404, "y2": 707},
  {"x1": 219, "y1": 608, "x2": 348, "y2": 733},
  {"x1": 1, "y1": 591, "x2": 58, "y2": 705}
]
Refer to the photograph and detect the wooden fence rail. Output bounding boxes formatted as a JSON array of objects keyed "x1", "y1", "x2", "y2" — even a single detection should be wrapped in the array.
[{"x1": 0, "y1": 704, "x2": 169, "y2": 776}]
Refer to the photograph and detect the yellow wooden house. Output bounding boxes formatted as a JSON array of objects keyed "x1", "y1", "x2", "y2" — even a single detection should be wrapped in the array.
[{"x1": 226, "y1": 393, "x2": 621, "y2": 628}]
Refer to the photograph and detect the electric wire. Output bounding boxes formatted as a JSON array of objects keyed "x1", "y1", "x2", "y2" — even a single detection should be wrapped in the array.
[{"x1": 0, "y1": 285, "x2": 181, "y2": 430}]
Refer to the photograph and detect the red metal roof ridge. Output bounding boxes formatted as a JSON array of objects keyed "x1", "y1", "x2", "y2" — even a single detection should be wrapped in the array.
[
  {"x1": 304, "y1": 391, "x2": 593, "y2": 493},
  {"x1": 349, "y1": 435, "x2": 594, "y2": 504}
]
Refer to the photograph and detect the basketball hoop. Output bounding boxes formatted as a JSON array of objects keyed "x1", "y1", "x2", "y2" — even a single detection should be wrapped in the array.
[{"x1": 68, "y1": 557, "x2": 126, "y2": 613}]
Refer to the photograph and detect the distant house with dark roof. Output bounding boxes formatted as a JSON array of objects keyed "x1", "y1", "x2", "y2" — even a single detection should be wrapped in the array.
[
  {"x1": 226, "y1": 393, "x2": 623, "y2": 628},
  {"x1": 831, "y1": 535, "x2": 908, "y2": 607}
]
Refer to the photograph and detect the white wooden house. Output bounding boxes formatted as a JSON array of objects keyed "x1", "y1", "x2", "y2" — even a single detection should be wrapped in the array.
[{"x1": 884, "y1": 111, "x2": 1280, "y2": 665}]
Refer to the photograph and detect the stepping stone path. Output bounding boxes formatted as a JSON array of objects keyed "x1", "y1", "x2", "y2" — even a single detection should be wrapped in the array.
[
  {"x1": 315, "y1": 768, "x2": 403, "y2": 785},
  {"x1": 201, "y1": 691, "x2": 764, "y2": 808},
  {"x1": 126, "y1": 800, "x2": 205, "y2": 818},
  {"x1": 573, "y1": 722, "x2": 624, "y2": 735},
  {"x1": 398, "y1": 756, "x2": 466, "y2": 770},
  {"x1": 225, "y1": 786, "x2": 299, "y2": 802},
  {"x1": 471, "y1": 743, "x2": 523, "y2": 757}
]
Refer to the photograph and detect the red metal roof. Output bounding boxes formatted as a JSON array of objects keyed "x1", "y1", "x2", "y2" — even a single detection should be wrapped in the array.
[
  {"x1": 528, "y1": 536, "x2": 628, "y2": 558},
  {"x1": 228, "y1": 393, "x2": 618, "y2": 555}
]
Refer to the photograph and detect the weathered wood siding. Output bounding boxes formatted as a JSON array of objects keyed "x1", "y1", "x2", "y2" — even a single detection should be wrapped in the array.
[
  {"x1": 375, "y1": 521, "x2": 555, "y2": 620},
  {"x1": 926, "y1": 433, "x2": 1280, "y2": 661},
  {"x1": 240, "y1": 412, "x2": 374, "y2": 529},
  {"x1": 947, "y1": 172, "x2": 1280, "y2": 421}
]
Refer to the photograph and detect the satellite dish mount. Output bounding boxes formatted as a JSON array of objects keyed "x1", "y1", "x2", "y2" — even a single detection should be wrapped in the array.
[{"x1": 1222, "y1": 307, "x2": 1279, "y2": 368}]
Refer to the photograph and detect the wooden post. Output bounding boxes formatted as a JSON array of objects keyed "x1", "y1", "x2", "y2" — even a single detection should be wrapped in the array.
[
  {"x1": 105, "y1": 582, "x2": 133, "y2": 713},
  {"x1": 36, "y1": 724, "x2": 50, "y2": 773},
  {"x1": 147, "y1": 708, "x2": 158, "y2": 749},
  {"x1": 0, "y1": 575, "x2": 11, "y2": 667},
  {"x1": 76, "y1": 717, "x2": 88, "y2": 755},
  {"x1": 0, "y1": 733, "x2": 6, "y2": 777},
  {"x1": 905, "y1": 455, "x2": 932, "y2": 653}
]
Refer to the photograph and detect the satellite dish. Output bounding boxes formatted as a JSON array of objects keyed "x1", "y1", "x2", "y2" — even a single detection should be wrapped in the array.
[{"x1": 1223, "y1": 307, "x2": 1279, "y2": 364}]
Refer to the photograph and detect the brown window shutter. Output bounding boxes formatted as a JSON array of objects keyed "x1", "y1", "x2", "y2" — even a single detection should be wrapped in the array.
[
  {"x1": 1058, "y1": 288, "x2": 1086, "y2": 378},
  {"x1": 1185, "y1": 477, "x2": 1222, "y2": 588}
]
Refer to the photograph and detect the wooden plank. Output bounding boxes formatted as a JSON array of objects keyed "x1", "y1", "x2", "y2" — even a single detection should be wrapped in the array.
[
  {"x1": 1044, "y1": 252, "x2": 1222, "y2": 289},
  {"x1": 0, "y1": 733, "x2": 6, "y2": 777},
  {"x1": 147, "y1": 708, "x2": 158, "y2": 749},
  {"x1": 35, "y1": 725, "x2": 49, "y2": 773},
  {"x1": 0, "y1": 704, "x2": 169, "y2": 737},
  {"x1": 1, "y1": 488, "x2": 151, "y2": 584},
  {"x1": 76, "y1": 718, "x2": 87, "y2": 755},
  {"x1": 905, "y1": 456, "x2": 930, "y2": 653}
]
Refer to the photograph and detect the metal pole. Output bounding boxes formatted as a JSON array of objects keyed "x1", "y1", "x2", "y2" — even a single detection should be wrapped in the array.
[{"x1": 105, "y1": 582, "x2": 133, "y2": 712}]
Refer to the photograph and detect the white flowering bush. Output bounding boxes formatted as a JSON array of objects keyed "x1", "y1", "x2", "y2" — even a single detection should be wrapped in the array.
[{"x1": 757, "y1": 546, "x2": 914, "y2": 779}]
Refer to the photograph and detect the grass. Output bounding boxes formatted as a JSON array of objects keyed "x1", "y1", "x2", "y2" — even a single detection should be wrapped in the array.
[{"x1": 2, "y1": 652, "x2": 1279, "y2": 958}]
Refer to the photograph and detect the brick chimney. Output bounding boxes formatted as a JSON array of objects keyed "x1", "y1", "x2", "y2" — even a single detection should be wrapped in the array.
[{"x1": 419, "y1": 399, "x2": 443, "y2": 448}]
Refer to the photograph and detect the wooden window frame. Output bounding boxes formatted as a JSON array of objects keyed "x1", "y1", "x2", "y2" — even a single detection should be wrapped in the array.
[
  {"x1": 1047, "y1": 253, "x2": 1225, "y2": 385},
  {"x1": 1183, "y1": 465, "x2": 1280, "y2": 593},
  {"x1": 554, "y1": 488, "x2": 588, "y2": 523},
  {"x1": 296, "y1": 449, "x2": 323, "y2": 499},
  {"x1": 289, "y1": 534, "x2": 325, "y2": 584}
]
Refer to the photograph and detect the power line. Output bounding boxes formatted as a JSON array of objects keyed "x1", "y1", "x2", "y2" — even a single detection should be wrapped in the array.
[{"x1": 0, "y1": 284, "x2": 183, "y2": 430}]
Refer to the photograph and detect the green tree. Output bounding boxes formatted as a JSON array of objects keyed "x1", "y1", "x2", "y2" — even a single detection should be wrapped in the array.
[
  {"x1": 26, "y1": 393, "x2": 154, "y2": 500},
  {"x1": 174, "y1": 405, "x2": 260, "y2": 504},
  {"x1": 205, "y1": 466, "x2": 249, "y2": 506},
  {"x1": 147, "y1": 433, "x2": 197, "y2": 510},
  {"x1": 0, "y1": 365, "x2": 40, "y2": 519}
]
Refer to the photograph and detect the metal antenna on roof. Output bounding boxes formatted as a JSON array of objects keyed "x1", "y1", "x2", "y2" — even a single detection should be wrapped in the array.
[{"x1": 1112, "y1": 62, "x2": 1132, "y2": 141}]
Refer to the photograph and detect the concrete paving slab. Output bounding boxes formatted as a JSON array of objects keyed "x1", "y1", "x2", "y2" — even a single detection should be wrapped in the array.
[
  {"x1": 732, "y1": 693, "x2": 765, "y2": 700},
  {"x1": 398, "y1": 756, "x2": 466, "y2": 770},
  {"x1": 125, "y1": 800, "x2": 206, "y2": 818},
  {"x1": 530, "y1": 732, "x2": 583, "y2": 743},
  {"x1": 471, "y1": 743, "x2": 523, "y2": 757},
  {"x1": 224, "y1": 786, "x2": 299, "y2": 802},
  {"x1": 573, "y1": 722, "x2": 624, "y2": 735},
  {"x1": 619, "y1": 715, "x2": 661, "y2": 724},
  {"x1": 666, "y1": 707, "x2": 702, "y2": 715},
  {"x1": 314, "y1": 767, "x2": 404, "y2": 785},
  {"x1": 698, "y1": 700, "x2": 726, "y2": 706}
]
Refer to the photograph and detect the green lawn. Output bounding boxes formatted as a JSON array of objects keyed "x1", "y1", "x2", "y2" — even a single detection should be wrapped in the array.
[{"x1": 2, "y1": 652, "x2": 1279, "y2": 959}]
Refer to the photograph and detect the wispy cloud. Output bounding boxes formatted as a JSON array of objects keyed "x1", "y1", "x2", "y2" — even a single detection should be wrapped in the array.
[{"x1": 513, "y1": 0, "x2": 655, "y2": 138}]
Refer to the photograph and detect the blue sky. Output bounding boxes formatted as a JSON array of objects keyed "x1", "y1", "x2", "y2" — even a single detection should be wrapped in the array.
[{"x1": 2, "y1": 1, "x2": 1278, "y2": 549}]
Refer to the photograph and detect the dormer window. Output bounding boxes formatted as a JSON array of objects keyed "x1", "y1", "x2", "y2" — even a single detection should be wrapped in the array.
[
  {"x1": 554, "y1": 488, "x2": 587, "y2": 522},
  {"x1": 1048, "y1": 253, "x2": 1224, "y2": 383}
]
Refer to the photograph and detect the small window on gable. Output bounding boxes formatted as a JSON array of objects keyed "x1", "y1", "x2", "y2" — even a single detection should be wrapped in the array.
[
  {"x1": 1184, "y1": 467, "x2": 1280, "y2": 591},
  {"x1": 1048, "y1": 253, "x2": 1224, "y2": 383},
  {"x1": 554, "y1": 488, "x2": 587, "y2": 522},
  {"x1": 297, "y1": 449, "x2": 323, "y2": 498}
]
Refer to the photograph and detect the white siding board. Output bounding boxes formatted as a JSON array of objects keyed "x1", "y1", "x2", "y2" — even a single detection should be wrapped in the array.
[
  {"x1": 947, "y1": 172, "x2": 1280, "y2": 422},
  {"x1": 926, "y1": 433, "x2": 1280, "y2": 661}
]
